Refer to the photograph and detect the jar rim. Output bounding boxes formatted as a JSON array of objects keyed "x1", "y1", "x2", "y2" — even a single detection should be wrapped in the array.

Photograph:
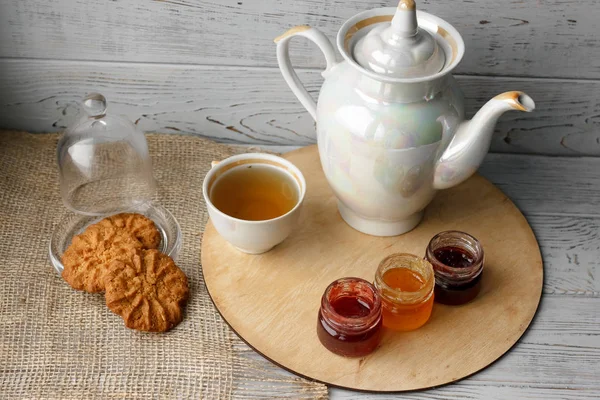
[
  {"x1": 374, "y1": 253, "x2": 434, "y2": 305},
  {"x1": 426, "y1": 230, "x2": 484, "y2": 281},
  {"x1": 321, "y1": 277, "x2": 382, "y2": 332}
]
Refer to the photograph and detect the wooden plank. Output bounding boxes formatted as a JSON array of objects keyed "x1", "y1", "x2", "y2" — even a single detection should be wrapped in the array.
[
  {"x1": 331, "y1": 386, "x2": 600, "y2": 400},
  {"x1": 0, "y1": 0, "x2": 598, "y2": 79},
  {"x1": 1, "y1": 59, "x2": 599, "y2": 156},
  {"x1": 527, "y1": 215, "x2": 599, "y2": 297},
  {"x1": 480, "y1": 154, "x2": 600, "y2": 217},
  {"x1": 462, "y1": 76, "x2": 600, "y2": 156},
  {"x1": 480, "y1": 155, "x2": 600, "y2": 297},
  {"x1": 240, "y1": 296, "x2": 598, "y2": 398},
  {"x1": 333, "y1": 296, "x2": 600, "y2": 398}
]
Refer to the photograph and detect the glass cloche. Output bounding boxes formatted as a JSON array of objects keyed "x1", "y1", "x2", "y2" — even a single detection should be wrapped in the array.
[{"x1": 49, "y1": 93, "x2": 182, "y2": 274}]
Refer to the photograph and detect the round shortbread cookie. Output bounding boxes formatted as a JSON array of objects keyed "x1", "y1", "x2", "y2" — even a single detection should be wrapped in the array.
[
  {"x1": 61, "y1": 213, "x2": 161, "y2": 293},
  {"x1": 104, "y1": 249, "x2": 189, "y2": 332}
]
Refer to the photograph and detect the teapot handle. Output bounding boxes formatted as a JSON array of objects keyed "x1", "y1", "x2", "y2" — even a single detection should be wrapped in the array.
[{"x1": 275, "y1": 26, "x2": 338, "y2": 121}]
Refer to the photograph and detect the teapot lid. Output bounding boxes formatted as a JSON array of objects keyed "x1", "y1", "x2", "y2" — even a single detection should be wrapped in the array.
[{"x1": 353, "y1": 0, "x2": 445, "y2": 79}]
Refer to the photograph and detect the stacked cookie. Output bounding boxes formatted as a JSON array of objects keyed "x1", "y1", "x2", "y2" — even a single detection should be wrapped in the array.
[{"x1": 61, "y1": 213, "x2": 189, "y2": 332}]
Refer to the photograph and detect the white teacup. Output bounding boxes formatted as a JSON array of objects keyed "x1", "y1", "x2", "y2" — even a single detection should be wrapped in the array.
[{"x1": 202, "y1": 153, "x2": 306, "y2": 254}]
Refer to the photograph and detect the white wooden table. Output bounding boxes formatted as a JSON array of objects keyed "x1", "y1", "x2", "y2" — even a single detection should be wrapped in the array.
[{"x1": 246, "y1": 146, "x2": 600, "y2": 399}]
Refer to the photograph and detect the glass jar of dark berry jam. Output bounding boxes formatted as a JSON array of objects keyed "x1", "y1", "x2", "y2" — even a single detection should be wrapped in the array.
[
  {"x1": 425, "y1": 231, "x2": 484, "y2": 306},
  {"x1": 317, "y1": 277, "x2": 383, "y2": 357}
]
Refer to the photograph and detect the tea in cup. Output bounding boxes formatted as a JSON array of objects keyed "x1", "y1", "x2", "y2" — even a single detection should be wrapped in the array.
[{"x1": 202, "y1": 153, "x2": 306, "y2": 254}]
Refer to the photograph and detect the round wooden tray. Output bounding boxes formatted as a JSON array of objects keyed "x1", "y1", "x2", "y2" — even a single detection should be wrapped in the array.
[{"x1": 202, "y1": 145, "x2": 543, "y2": 392}]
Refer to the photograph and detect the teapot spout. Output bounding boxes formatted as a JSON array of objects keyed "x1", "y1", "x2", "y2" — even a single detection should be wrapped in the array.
[{"x1": 433, "y1": 91, "x2": 535, "y2": 190}]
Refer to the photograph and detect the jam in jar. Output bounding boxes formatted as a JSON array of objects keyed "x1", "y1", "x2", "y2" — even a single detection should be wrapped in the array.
[
  {"x1": 317, "y1": 277, "x2": 383, "y2": 357},
  {"x1": 426, "y1": 230, "x2": 484, "y2": 306},
  {"x1": 374, "y1": 254, "x2": 435, "y2": 331}
]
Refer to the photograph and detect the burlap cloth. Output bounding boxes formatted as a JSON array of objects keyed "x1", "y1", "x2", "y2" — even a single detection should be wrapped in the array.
[{"x1": 0, "y1": 131, "x2": 327, "y2": 399}]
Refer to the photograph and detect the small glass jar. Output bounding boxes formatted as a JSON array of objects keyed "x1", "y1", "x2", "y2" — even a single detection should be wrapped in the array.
[
  {"x1": 374, "y1": 254, "x2": 434, "y2": 331},
  {"x1": 317, "y1": 277, "x2": 383, "y2": 357},
  {"x1": 425, "y1": 231, "x2": 484, "y2": 306}
]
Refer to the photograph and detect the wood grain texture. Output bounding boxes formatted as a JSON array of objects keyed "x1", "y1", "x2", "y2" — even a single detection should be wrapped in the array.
[
  {"x1": 329, "y1": 296, "x2": 600, "y2": 398},
  {"x1": 0, "y1": 0, "x2": 598, "y2": 79},
  {"x1": 202, "y1": 145, "x2": 543, "y2": 391},
  {"x1": 235, "y1": 145, "x2": 599, "y2": 397},
  {"x1": 480, "y1": 154, "x2": 600, "y2": 216},
  {"x1": 1, "y1": 59, "x2": 599, "y2": 156},
  {"x1": 527, "y1": 215, "x2": 599, "y2": 297},
  {"x1": 480, "y1": 155, "x2": 600, "y2": 297}
]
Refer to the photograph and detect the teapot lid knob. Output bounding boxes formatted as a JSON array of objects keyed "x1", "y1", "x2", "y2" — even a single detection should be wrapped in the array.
[
  {"x1": 393, "y1": 0, "x2": 418, "y2": 37},
  {"x1": 399, "y1": 0, "x2": 416, "y2": 9},
  {"x1": 352, "y1": 0, "x2": 446, "y2": 79}
]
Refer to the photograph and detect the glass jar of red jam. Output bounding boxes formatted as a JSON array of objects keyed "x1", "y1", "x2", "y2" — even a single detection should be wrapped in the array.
[
  {"x1": 374, "y1": 254, "x2": 435, "y2": 332},
  {"x1": 425, "y1": 230, "x2": 484, "y2": 306},
  {"x1": 317, "y1": 277, "x2": 383, "y2": 357}
]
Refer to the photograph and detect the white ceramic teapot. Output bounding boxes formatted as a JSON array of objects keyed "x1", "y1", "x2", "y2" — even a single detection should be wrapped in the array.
[{"x1": 275, "y1": 0, "x2": 535, "y2": 236}]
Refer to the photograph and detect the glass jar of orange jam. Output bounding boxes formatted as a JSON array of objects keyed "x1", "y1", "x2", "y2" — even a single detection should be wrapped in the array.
[{"x1": 374, "y1": 253, "x2": 435, "y2": 331}]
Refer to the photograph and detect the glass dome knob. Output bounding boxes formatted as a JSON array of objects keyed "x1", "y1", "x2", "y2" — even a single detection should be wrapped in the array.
[{"x1": 82, "y1": 93, "x2": 107, "y2": 118}]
